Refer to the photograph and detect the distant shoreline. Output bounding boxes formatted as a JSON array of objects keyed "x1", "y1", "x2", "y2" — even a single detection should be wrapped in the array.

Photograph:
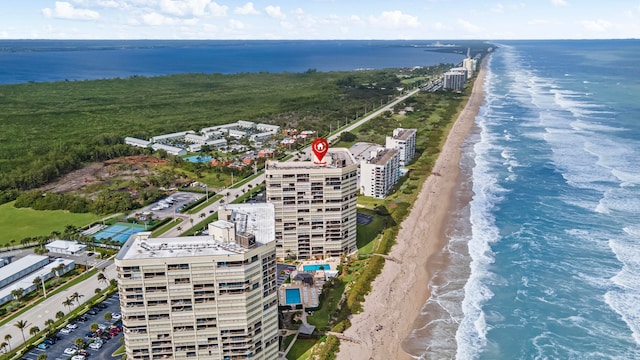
[{"x1": 337, "y1": 55, "x2": 488, "y2": 360}]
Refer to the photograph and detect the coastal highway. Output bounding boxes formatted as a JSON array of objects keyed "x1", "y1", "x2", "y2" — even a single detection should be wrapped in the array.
[{"x1": 158, "y1": 87, "x2": 421, "y2": 238}]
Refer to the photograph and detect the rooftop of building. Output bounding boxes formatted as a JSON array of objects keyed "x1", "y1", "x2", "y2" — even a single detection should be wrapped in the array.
[
  {"x1": 116, "y1": 203, "x2": 275, "y2": 261},
  {"x1": 266, "y1": 148, "x2": 356, "y2": 170},
  {"x1": 349, "y1": 142, "x2": 382, "y2": 161},
  {"x1": 391, "y1": 128, "x2": 417, "y2": 141},
  {"x1": 365, "y1": 148, "x2": 398, "y2": 166}
]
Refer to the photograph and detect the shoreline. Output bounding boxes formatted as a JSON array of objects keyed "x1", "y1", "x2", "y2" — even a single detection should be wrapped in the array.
[{"x1": 337, "y1": 57, "x2": 488, "y2": 360}]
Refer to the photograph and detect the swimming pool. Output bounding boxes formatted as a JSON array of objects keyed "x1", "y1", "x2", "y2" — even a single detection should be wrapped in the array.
[
  {"x1": 183, "y1": 155, "x2": 212, "y2": 163},
  {"x1": 285, "y1": 288, "x2": 301, "y2": 305},
  {"x1": 303, "y1": 264, "x2": 330, "y2": 271}
]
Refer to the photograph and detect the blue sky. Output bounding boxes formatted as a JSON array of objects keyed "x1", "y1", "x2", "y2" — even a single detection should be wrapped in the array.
[{"x1": 1, "y1": 0, "x2": 638, "y2": 39}]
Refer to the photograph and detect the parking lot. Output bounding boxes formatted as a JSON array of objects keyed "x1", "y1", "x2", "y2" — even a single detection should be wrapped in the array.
[
  {"x1": 137, "y1": 191, "x2": 204, "y2": 219},
  {"x1": 23, "y1": 294, "x2": 123, "y2": 360}
]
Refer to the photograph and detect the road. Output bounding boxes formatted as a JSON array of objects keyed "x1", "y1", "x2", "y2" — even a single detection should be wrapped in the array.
[{"x1": 0, "y1": 259, "x2": 116, "y2": 353}]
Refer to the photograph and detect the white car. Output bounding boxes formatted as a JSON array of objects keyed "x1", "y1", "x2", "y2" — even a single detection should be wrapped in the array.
[
  {"x1": 59, "y1": 328, "x2": 73, "y2": 334},
  {"x1": 98, "y1": 323, "x2": 108, "y2": 330},
  {"x1": 71, "y1": 356, "x2": 86, "y2": 360},
  {"x1": 111, "y1": 312, "x2": 122, "y2": 321},
  {"x1": 64, "y1": 347, "x2": 78, "y2": 355},
  {"x1": 89, "y1": 342, "x2": 103, "y2": 350},
  {"x1": 66, "y1": 323, "x2": 78, "y2": 329}
]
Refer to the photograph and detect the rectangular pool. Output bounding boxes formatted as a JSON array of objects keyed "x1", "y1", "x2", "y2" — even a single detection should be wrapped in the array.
[
  {"x1": 303, "y1": 264, "x2": 330, "y2": 271},
  {"x1": 285, "y1": 288, "x2": 301, "y2": 305}
]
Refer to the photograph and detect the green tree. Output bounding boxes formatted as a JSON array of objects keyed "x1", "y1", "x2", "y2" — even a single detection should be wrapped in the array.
[
  {"x1": 10, "y1": 288, "x2": 24, "y2": 302},
  {"x1": 45, "y1": 319, "x2": 55, "y2": 335},
  {"x1": 56, "y1": 311, "x2": 65, "y2": 320},
  {"x1": 90, "y1": 323, "x2": 99, "y2": 333},
  {"x1": 71, "y1": 291, "x2": 84, "y2": 305},
  {"x1": 29, "y1": 326, "x2": 40, "y2": 337},
  {"x1": 14, "y1": 320, "x2": 29, "y2": 342},
  {"x1": 97, "y1": 272, "x2": 107, "y2": 285},
  {"x1": 74, "y1": 337, "x2": 85, "y2": 349},
  {"x1": 104, "y1": 311, "x2": 113, "y2": 326},
  {"x1": 3, "y1": 334, "x2": 11, "y2": 352},
  {"x1": 37, "y1": 353, "x2": 47, "y2": 360},
  {"x1": 62, "y1": 297, "x2": 74, "y2": 312},
  {"x1": 339, "y1": 131, "x2": 357, "y2": 142},
  {"x1": 0, "y1": 342, "x2": 7, "y2": 354}
]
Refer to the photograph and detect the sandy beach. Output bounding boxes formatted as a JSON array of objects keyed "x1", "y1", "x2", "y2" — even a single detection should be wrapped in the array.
[{"x1": 337, "y1": 58, "x2": 488, "y2": 360}]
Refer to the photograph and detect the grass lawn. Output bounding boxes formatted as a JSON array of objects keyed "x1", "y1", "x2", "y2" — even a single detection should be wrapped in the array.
[
  {"x1": 287, "y1": 338, "x2": 317, "y2": 360},
  {"x1": 0, "y1": 201, "x2": 100, "y2": 245},
  {"x1": 356, "y1": 210, "x2": 391, "y2": 255}
]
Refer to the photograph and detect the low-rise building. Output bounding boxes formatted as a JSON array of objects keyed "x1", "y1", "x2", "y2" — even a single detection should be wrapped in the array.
[
  {"x1": 151, "y1": 143, "x2": 187, "y2": 157},
  {"x1": 45, "y1": 240, "x2": 86, "y2": 255},
  {"x1": 125, "y1": 137, "x2": 151, "y2": 148},
  {"x1": 150, "y1": 131, "x2": 195, "y2": 143}
]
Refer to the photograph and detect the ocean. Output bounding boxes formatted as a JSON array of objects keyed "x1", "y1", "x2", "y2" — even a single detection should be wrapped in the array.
[
  {"x1": 0, "y1": 40, "x2": 464, "y2": 85},
  {"x1": 403, "y1": 39, "x2": 640, "y2": 359}
]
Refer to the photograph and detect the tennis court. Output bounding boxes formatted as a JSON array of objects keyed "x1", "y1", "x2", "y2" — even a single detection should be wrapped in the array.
[{"x1": 93, "y1": 223, "x2": 147, "y2": 243}]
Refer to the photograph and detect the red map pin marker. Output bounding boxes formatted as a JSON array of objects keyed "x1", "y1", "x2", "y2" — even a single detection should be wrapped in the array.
[{"x1": 312, "y1": 138, "x2": 329, "y2": 164}]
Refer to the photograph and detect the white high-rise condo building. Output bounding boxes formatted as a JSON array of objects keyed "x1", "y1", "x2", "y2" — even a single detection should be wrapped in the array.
[
  {"x1": 443, "y1": 67, "x2": 468, "y2": 91},
  {"x1": 265, "y1": 148, "x2": 358, "y2": 259},
  {"x1": 360, "y1": 148, "x2": 400, "y2": 199},
  {"x1": 115, "y1": 203, "x2": 278, "y2": 360},
  {"x1": 385, "y1": 128, "x2": 417, "y2": 167}
]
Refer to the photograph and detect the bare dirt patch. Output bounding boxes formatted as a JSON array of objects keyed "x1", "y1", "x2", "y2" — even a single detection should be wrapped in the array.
[{"x1": 38, "y1": 155, "x2": 168, "y2": 194}]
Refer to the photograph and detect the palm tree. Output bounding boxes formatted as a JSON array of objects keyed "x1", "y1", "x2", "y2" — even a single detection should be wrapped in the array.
[
  {"x1": 37, "y1": 353, "x2": 47, "y2": 360},
  {"x1": 10, "y1": 288, "x2": 24, "y2": 302},
  {"x1": 97, "y1": 272, "x2": 107, "y2": 285},
  {"x1": 0, "y1": 341, "x2": 7, "y2": 354},
  {"x1": 14, "y1": 320, "x2": 29, "y2": 342},
  {"x1": 90, "y1": 323, "x2": 99, "y2": 333},
  {"x1": 55, "y1": 311, "x2": 65, "y2": 320},
  {"x1": 4, "y1": 334, "x2": 11, "y2": 352},
  {"x1": 74, "y1": 337, "x2": 85, "y2": 349},
  {"x1": 104, "y1": 312, "x2": 113, "y2": 326},
  {"x1": 95, "y1": 287, "x2": 102, "y2": 294},
  {"x1": 62, "y1": 297, "x2": 74, "y2": 312},
  {"x1": 33, "y1": 276, "x2": 42, "y2": 292},
  {"x1": 29, "y1": 326, "x2": 40, "y2": 337},
  {"x1": 71, "y1": 291, "x2": 84, "y2": 305},
  {"x1": 45, "y1": 319, "x2": 55, "y2": 335}
]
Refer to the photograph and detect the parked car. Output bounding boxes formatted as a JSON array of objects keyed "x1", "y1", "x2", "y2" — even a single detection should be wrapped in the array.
[
  {"x1": 77, "y1": 350, "x2": 89, "y2": 357},
  {"x1": 43, "y1": 338, "x2": 55, "y2": 345},
  {"x1": 97, "y1": 303, "x2": 107, "y2": 309},
  {"x1": 71, "y1": 355, "x2": 86, "y2": 360},
  {"x1": 111, "y1": 312, "x2": 122, "y2": 321},
  {"x1": 36, "y1": 343, "x2": 49, "y2": 349},
  {"x1": 89, "y1": 341, "x2": 103, "y2": 350},
  {"x1": 76, "y1": 316, "x2": 88, "y2": 323},
  {"x1": 98, "y1": 323, "x2": 108, "y2": 330},
  {"x1": 66, "y1": 322, "x2": 78, "y2": 329},
  {"x1": 87, "y1": 309, "x2": 98, "y2": 315},
  {"x1": 59, "y1": 328, "x2": 73, "y2": 334},
  {"x1": 64, "y1": 347, "x2": 78, "y2": 355}
]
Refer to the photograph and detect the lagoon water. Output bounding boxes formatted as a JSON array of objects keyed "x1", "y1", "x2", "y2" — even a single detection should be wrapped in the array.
[
  {"x1": 0, "y1": 40, "x2": 464, "y2": 85},
  {"x1": 404, "y1": 39, "x2": 640, "y2": 359}
]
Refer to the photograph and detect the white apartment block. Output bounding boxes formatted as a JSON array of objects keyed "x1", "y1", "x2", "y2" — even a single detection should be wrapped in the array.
[
  {"x1": 463, "y1": 57, "x2": 477, "y2": 77},
  {"x1": 265, "y1": 148, "x2": 358, "y2": 259},
  {"x1": 360, "y1": 148, "x2": 400, "y2": 199},
  {"x1": 443, "y1": 67, "x2": 468, "y2": 91},
  {"x1": 115, "y1": 203, "x2": 278, "y2": 360},
  {"x1": 385, "y1": 128, "x2": 417, "y2": 167}
]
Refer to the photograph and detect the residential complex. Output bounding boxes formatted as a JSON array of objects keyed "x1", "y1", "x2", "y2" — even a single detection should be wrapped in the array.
[
  {"x1": 385, "y1": 128, "x2": 417, "y2": 167},
  {"x1": 442, "y1": 67, "x2": 468, "y2": 91},
  {"x1": 115, "y1": 203, "x2": 278, "y2": 360},
  {"x1": 265, "y1": 148, "x2": 358, "y2": 259},
  {"x1": 359, "y1": 147, "x2": 400, "y2": 198}
]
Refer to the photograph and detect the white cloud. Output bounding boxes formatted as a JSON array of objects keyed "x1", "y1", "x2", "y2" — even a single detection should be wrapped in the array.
[
  {"x1": 142, "y1": 12, "x2": 176, "y2": 25},
  {"x1": 581, "y1": 19, "x2": 612, "y2": 32},
  {"x1": 229, "y1": 19, "x2": 245, "y2": 29},
  {"x1": 457, "y1": 18, "x2": 482, "y2": 33},
  {"x1": 551, "y1": 0, "x2": 568, "y2": 7},
  {"x1": 292, "y1": 8, "x2": 304, "y2": 16},
  {"x1": 96, "y1": 0, "x2": 120, "y2": 8},
  {"x1": 208, "y1": 2, "x2": 228, "y2": 17},
  {"x1": 370, "y1": 10, "x2": 420, "y2": 29},
  {"x1": 492, "y1": 3, "x2": 504, "y2": 13},
  {"x1": 265, "y1": 5, "x2": 285, "y2": 20},
  {"x1": 159, "y1": 0, "x2": 212, "y2": 17},
  {"x1": 42, "y1": 1, "x2": 100, "y2": 20},
  {"x1": 528, "y1": 18, "x2": 550, "y2": 25},
  {"x1": 234, "y1": 2, "x2": 259, "y2": 15}
]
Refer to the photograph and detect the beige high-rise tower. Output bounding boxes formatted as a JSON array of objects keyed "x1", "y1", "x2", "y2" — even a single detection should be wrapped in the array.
[
  {"x1": 115, "y1": 203, "x2": 278, "y2": 360},
  {"x1": 265, "y1": 148, "x2": 358, "y2": 259}
]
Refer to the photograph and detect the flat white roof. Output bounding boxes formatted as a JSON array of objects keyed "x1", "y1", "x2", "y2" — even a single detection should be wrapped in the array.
[
  {"x1": 0, "y1": 258, "x2": 74, "y2": 300},
  {"x1": 117, "y1": 203, "x2": 275, "y2": 261},
  {"x1": 46, "y1": 240, "x2": 86, "y2": 253},
  {"x1": 0, "y1": 254, "x2": 48, "y2": 284}
]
